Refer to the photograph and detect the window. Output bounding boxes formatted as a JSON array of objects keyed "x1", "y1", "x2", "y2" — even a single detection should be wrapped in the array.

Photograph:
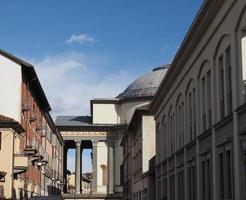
[
  {"x1": 177, "y1": 170, "x2": 184, "y2": 200},
  {"x1": 188, "y1": 161, "x2": 196, "y2": 200},
  {"x1": 168, "y1": 108, "x2": 175, "y2": 155},
  {"x1": 170, "y1": 174, "x2": 175, "y2": 200},
  {"x1": 163, "y1": 177, "x2": 167, "y2": 200},
  {"x1": 225, "y1": 47, "x2": 232, "y2": 113},
  {"x1": 218, "y1": 55, "x2": 225, "y2": 119},
  {"x1": 200, "y1": 153, "x2": 212, "y2": 200},
  {"x1": 207, "y1": 71, "x2": 212, "y2": 127},
  {"x1": 187, "y1": 88, "x2": 196, "y2": 142},
  {"x1": 201, "y1": 76, "x2": 206, "y2": 131},
  {"x1": 218, "y1": 144, "x2": 233, "y2": 199}
]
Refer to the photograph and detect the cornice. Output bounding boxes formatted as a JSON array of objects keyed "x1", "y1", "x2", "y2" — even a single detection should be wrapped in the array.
[{"x1": 150, "y1": 0, "x2": 225, "y2": 116}]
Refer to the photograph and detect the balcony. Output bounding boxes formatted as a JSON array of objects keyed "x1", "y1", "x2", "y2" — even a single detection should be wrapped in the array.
[
  {"x1": 22, "y1": 98, "x2": 30, "y2": 112},
  {"x1": 36, "y1": 121, "x2": 42, "y2": 132},
  {"x1": 24, "y1": 145, "x2": 38, "y2": 156},
  {"x1": 14, "y1": 154, "x2": 28, "y2": 175},
  {"x1": 29, "y1": 112, "x2": 37, "y2": 122},
  {"x1": 31, "y1": 154, "x2": 43, "y2": 164}
]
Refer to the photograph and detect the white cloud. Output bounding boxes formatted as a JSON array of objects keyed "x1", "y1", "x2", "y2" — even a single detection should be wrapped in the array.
[
  {"x1": 25, "y1": 51, "x2": 137, "y2": 172},
  {"x1": 28, "y1": 51, "x2": 135, "y2": 118},
  {"x1": 65, "y1": 33, "x2": 96, "y2": 45}
]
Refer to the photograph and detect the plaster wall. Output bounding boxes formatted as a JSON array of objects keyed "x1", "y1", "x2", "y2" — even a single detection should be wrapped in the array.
[
  {"x1": 96, "y1": 141, "x2": 108, "y2": 193},
  {"x1": 119, "y1": 101, "x2": 149, "y2": 124},
  {"x1": 93, "y1": 103, "x2": 119, "y2": 124},
  {"x1": 0, "y1": 129, "x2": 14, "y2": 199},
  {"x1": 142, "y1": 115, "x2": 156, "y2": 173},
  {"x1": 0, "y1": 55, "x2": 22, "y2": 122}
]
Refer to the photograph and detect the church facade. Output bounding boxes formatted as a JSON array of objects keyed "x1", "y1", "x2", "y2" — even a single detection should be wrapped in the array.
[{"x1": 56, "y1": 66, "x2": 167, "y2": 199}]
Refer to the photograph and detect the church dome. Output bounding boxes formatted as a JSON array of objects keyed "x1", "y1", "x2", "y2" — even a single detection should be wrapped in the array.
[{"x1": 117, "y1": 64, "x2": 169, "y2": 99}]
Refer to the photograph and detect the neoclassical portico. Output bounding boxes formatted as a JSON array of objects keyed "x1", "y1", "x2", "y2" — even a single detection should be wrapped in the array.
[{"x1": 56, "y1": 120, "x2": 126, "y2": 196}]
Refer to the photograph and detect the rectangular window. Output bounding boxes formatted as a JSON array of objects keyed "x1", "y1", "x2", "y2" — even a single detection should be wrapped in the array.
[
  {"x1": 226, "y1": 47, "x2": 232, "y2": 114},
  {"x1": 218, "y1": 145, "x2": 233, "y2": 199},
  {"x1": 219, "y1": 153, "x2": 224, "y2": 199},
  {"x1": 219, "y1": 55, "x2": 225, "y2": 119},
  {"x1": 193, "y1": 89, "x2": 196, "y2": 139},
  {"x1": 170, "y1": 174, "x2": 175, "y2": 200},
  {"x1": 163, "y1": 177, "x2": 167, "y2": 199},
  {"x1": 207, "y1": 71, "x2": 212, "y2": 127},
  {"x1": 188, "y1": 163, "x2": 196, "y2": 200},
  {"x1": 201, "y1": 161, "x2": 206, "y2": 200},
  {"x1": 226, "y1": 150, "x2": 232, "y2": 199},
  {"x1": 189, "y1": 93, "x2": 193, "y2": 141},
  {"x1": 178, "y1": 170, "x2": 184, "y2": 200},
  {"x1": 207, "y1": 159, "x2": 212, "y2": 200},
  {"x1": 201, "y1": 76, "x2": 206, "y2": 131}
]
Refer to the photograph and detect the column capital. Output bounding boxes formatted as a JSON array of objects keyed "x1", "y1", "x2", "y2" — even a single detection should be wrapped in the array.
[
  {"x1": 75, "y1": 140, "x2": 81, "y2": 146},
  {"x1": 92, "y1": 140, "x2": 98, "y2": 146}
]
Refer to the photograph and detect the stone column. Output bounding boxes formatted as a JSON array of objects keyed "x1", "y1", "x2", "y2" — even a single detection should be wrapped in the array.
[
  {"x1": 75, "y1": 140, "x2": 81, "y2": 194},
  {"x1": 108, "y1": 141, "x2": 114, "y2": 194},
  {"x1": 92, "y1": 140, "x2": 98, "y2": 193},
  {"x1": 63, "y1": 146, "x2": 68, "y2": 193}
]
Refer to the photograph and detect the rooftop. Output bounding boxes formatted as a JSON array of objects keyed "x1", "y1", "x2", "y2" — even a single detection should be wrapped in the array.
[{"x1": 117, "y1": 65, "x2": 169, "y2": 99}]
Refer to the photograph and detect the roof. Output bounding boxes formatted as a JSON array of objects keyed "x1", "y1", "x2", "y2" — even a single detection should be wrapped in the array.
[
  {"x1": 117, "y1": 65, "x2": 169, "y2": 99},
  {"x1": 0, "y1": 115, "x2": 25, "y2": 134},
  {"x1": 0, "y1": 49, "x2": 51, "y2": 112},
  {"x1": 56, "y1": 116, "x2": 92, "y2": 127}
]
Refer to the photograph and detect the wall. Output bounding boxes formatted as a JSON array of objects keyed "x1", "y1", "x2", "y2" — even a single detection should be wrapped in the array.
[
  {"x1": 93, "y1": 103, "x2": 119, "y2": 124},
  {"x1": 0, "y1": 129, "x2": 14, "y2": 199},
  {"x1": 96, "y1": 141, "x2": 108, "y2": 193},
  {"x1": 142, "y1": 115, "x2": 155, "y2": 173},
  {"x1": 0, "y1": 55, "x2": 22, "y2": 122},
  {"x1": 119, "y1": 101, "x2": 149, "y2": 124}
]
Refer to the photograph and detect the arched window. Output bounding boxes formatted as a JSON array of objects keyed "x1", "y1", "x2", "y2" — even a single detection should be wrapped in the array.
[
  {"x1": 214, "y1": 34, "x2": 233, "y2": 120},
  {"x1": 185, "y1": 80, "x2": 197, "y2": 143},
  {"x1": 198, "y1": 60, "x2": 212, "y2": 132},
  {"x1": 101, "y1": 165, "x2": 108, "y2": 185},
  {"x1": 176, "y1": 94, "x2": 184, "y2": 149},
  {"x1": 162, "y1": 115, "x2": 167, "y2": 160},
  {"x1": 168, "y1": 106, "x2": 175, "y2": 155},
  {"x1": 236, "y1": 6, "x2": 246, "y2": 104}
]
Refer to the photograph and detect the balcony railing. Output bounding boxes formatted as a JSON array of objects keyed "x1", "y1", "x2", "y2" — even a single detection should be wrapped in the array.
[
  {"x1": 14, "y1": 154, "x2": 28, "y2": 175},
  {"x1": 29, "y1": 112, "x2": 37, "y2": 122}
]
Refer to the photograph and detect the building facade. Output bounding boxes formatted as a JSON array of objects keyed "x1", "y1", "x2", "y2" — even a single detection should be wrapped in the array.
[
  {"x1": 120, "y1": 66, "x2": 168, "y2": 200},
  {"x1": 57, "y1": 66, "x2": 167, "y2": 199},
  {"x1": 0, "y1": 50, "x2": 64, "y2": 199},
  {"x1": 150, "y1": 0, "x2": 246, "y2": 200},
  {"x1": 121, "y1": 105, "x2": 156, "y2": 200},
  {"x1": 0, "y1": 115, "x2": 27, "y2": 200}
]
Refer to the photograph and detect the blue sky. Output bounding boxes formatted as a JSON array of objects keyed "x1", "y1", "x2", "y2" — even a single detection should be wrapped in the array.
[{"x1": 0, "y1": 0, "x2": 202, "y2": 172}]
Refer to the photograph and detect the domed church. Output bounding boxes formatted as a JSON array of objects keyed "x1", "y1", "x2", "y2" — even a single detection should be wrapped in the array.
[{"x1": 55, "y1": 65, "x2": 168, "y2": 198}]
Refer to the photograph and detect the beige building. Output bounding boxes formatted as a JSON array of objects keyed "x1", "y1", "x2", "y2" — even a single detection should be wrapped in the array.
[
  {"x1": 67, "y1": 173, "x2": 91, "y2": 194},
  {"x1": 0, "y1": 115, "x2": 27, "y2": 200},
  {"x1": 150, "y1": 0, "x2": 246, "y2": 200},
  {"x1": 57, "y1": 66, "x2": 167, "y2": 199},
  {"x1": 120, "y1": 66, "x2": 168, "y2": 200}
]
